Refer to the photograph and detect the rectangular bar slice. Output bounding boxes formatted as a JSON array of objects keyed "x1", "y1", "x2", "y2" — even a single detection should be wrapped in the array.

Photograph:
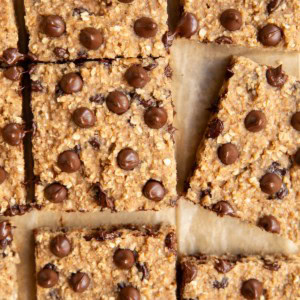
[
  {"x1": 34, "y1": 224, "x2": 177, "y2": 299},
  {"x1": 180, "y1": 0, "x2": 300, "y2": 51},
  {"x1": 0, "y1": 0, "x2": 20, "y2": 65},
  {"x1": 0, "y1": 67, "x2": 26, "y2": 215},
  {"x1": 0, "y1": 221, "x2": 20, "y2": 300},
  {"x1": 186, "y1": 56, "x2": 300, "y2": 243},
  {"x1": 24, "y1": 0, "x2": 168, "y2": 61},
  {"x1": 31, "y1": 57, "x2": 177, "y2": 212},
  {"x1": 180, "y1": 254, "x2": 300, "y2": 299}
]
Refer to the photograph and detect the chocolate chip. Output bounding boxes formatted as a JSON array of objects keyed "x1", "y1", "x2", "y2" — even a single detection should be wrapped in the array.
[
  {"x1": 106, "y1": 91, "x2": 130, "y2": 115},
  {"x1": 59, "y1": 73, "x2": 83, "y2": 94},
  {"x1": 214, "y1": 259, "x2": 234, "y2": 274},
  {"x1": 143, "y1": 180, "x2": 165, "y2": 201},
  {"x1": 267, "y1": 0, "x2": 282, "y2": 14},
  {"x1": 206, "y1": 118, "x2": 224, "y2": 138},
  {"x1": 263, "y1": 259, "x2": 280, "y2": 271},
  {"x1": 266, "y1": 65, "x2": 287, "y2": 88},
  {"x1": 41, "y1": 15, "x2": 66, "y2": 37},
  {"x1": 211, "y1": 201, "x2": 235, "y2": 217},
  {"x1": 241, "y1": 279, "x2": 263, "y2": 299},
  {"x1": 213, "y1": 277, "x2": 229, "y2": 289},
  {"x1": 290, "y1": 112, "x2": 300, "y2": 131},
  {"x1": 258, "y1": 24, "x2": 282, "y2": 47},
  {"x1": 215, "y1": 36, "x2": 233, "y2": 44},
  {"x1": 44, "y1": 183, "x2": 68, "y2": 203},
  {"x1": 260, "y1": 173, "x2": 282, "y2": 194},
  {"x1": 258, "y1": 215, "x2": 280, "y2": 233},
  {"x1": 113, "y1": 249, "x2": 135, "y2": 270},
  {"x1": 124, "y1": 65, "x2": 149, "y2": 88},
  {"x1": 134, "y1": 17, "x2": 158, "y2": 38},
  {"x1": 69, "y1": 272, "x2": 90, "y2": 293},
  {"x1": 53, "y1": 47, "x2": 69, "y2": 59},
  {"x1": 0, "y1": 221, "x2": 11, "y2": 240},
  {"x1": 220, "y1": 9, "x2": 242, "y2": 31},
  {"x1": 276, "y1": 183, "x2": 288, "y2": 199},
  {"x1": 57, "y1": 150, "x2": 81, "y2": 173},
  {"x1": 244, "y1": 110, "x2": 267, "y2": 132},
  {"x1": 0, "y1": 168, "x2": 7, "y2": 184},
  {"x1": 218, "y1": 143, "x2": 239, "y2": 165},
  {"x1": 144, "y1": 107, "x2": 167, "y2": 129},
  {"x1": 165, "y1": 232, "x2": 176, "y2": 252},
  {"x1": 182, "y1": 261, "x2": 197, "y2": 284},
  {"x1": 37, "y1": 268, "x2": 59, "y2": 288},
  {"x1": 3, "y1": 204, "x2": 32, "y2": 217},
  {"x1": 84, "y1": 229, "x2": 121, "y2": 242},
  {"x1": 1, "y1": 48, "x2": 24, "y2": 65},
  {"x1": 72, "y1": 107, "x2": 96, "y2": 128},
  {"x1": 2, "y1": 123, "x2": 24, "y2": 146},
  {"x1": 89, "y1": 137, "x2": 101, "y2": 150},
  {"x1": 89, "y1": 94, "x2": 105, "y2": 104},
  {"x1": 79, "y1": 27, "x2": 103, "y2": 50},
  {"x1": 50, "y1": 235, "x2": 71, "y2": 258},
  {"x1": 31, "y1": 80, "x2": 44, "y2": 92},
  {"x1": 119, "y1": 286, "x2": 141, "y2": 300},
  {"x1": 176, "y1": 12, "x2": 199, "y2": 38},
  {"x1": 117, "y1": 148, "x2": 139, "y2": 170},
  {"x1": 92, "y1": 183, "x2": 115, "y2": 210},
  {"x1": 3, "y1": 66, "x2": 23, "y2": 81},
  {"x1": 136, "y1": 263, "x2": 149, "y2": 281}
]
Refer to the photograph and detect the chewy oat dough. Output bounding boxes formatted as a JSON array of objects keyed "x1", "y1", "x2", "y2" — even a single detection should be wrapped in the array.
[
  {"x1": 0, "y1": 221, "x2": 20, "y2": 300},
  {"x1": 0, "y1": 67, "x2": 26, "y2": 215},
  {"x1": 31, "y1": 57, "x2": 177, "y2": 212},
  {"x1": 34, "y1": 224, "x2": 177, "y2": 299},
  {"x1": 180, "y1": 254, "x2": 300, "y2": 299},
  {"x1": 24, "y1": 0, "x2": 168, "y2": 61},
  {"x1": 187, "y1": 56, "x2": 300, "y2": 243},
  {"x1": 179, "y1": 0, "x2": 300, "y2": 51}
]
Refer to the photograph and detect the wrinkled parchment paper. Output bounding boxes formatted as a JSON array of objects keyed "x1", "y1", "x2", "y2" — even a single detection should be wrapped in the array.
[{"x1": 6, "y1": 1, "x2": 300, "y2": 299}]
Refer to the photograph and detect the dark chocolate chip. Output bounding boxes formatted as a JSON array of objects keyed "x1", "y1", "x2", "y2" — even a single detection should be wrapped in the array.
[
  {"x1": 124, "y1": 65, "x2": 149, "y2": 88},
  {"x1": 211, "y1": 201, "x2": 235, "y2": 217},
  {"x1": 213, "y1": 277, "x2": 229, "y2": 289},
  {"x1": 89, "y1": 94, "x2": 105, "y2": 104},
  {"x1": 241, "y1": 279, "x2": 263, "y2": 299},
  {"x1": 165, "y1": 232, "x2": 176, "y2": 252},
  {"x1": 266, "y1": 65, "x2": 287, "y2": 88},
  {"x1": 3, "y1": 66, "x2": 23, "y2": 81},
  {"x1": 181, "y1": 261, "x2": 197, "y2": 284},
  {"x1": 113, "y1": 249, "x2": 135, "y2": 270},
  {"x1": 57, "y1": 150, "x2": 81, "y2": 173},
  {"x1": 84, "y1": 229, "x2": 121, "y2": 242},
  {"x1": 2, "y1": 123, "x2": 24, "y2": 146},
  {"x1": 215, "y1": 36, "x2": 233, "y2": 44},
  {"x1": 257, "y1": 215, "x2": 280, "y2": 233},
  {"x1": 72, "y1": 107, "x2": 96, "y2": 128},
  {"x1": 258, "y1": 24, "x2": 282, "y2": 47},
  {"x1": 92, "y1": 183, "x2": 115, "y2": 210},
  {"x1": 291, "y1": 112, "x2": 300, "y2": 131},
  {"x1": 119, "y1": 286, "x2": 141, "y2": 300},
  {"x1": 214, "y1": 259, "x2": 234, "y2": 274},
  {"x1": 276, "y1": 183, "x2": 288, "y2": 199},
  {"x1": 79, "y1": 27, "x2": 103, "y2": 50},
  {"x1": 220, "y1": 9, "x2": 242, "y2": 31},
  {"x1": 69, "y1": 272, "x2": 90, "y2": 293},
  {"x1": 143, "y1": 180, "x2": 165, "y2": 201},
  {"x1": 31, "y1": 80, "x2": 44, "y2": 92},
  {"x1": 0, "y1": 167, "x2": 7, "y2": 184},
  {"x1": 117, "y1": 148, "x2": 139, "y2": 170},
  {"x1": 37, "y1": 268, "x2": 59, "y2": 288},
  {"x1": 144, "y1": 107, "x2": 168, "y2": 129},
  {"x1": 50, "y1": 235, "x2": 72, "y2": 257},
  {"x1": 89, "y1": 137, "x2": 101, "y2": 150},
  {"x1": 53, "y1": 47, "x2": 69, "y2": 59},
  {"x1": 206, "y1": 118, "x2": 224, "y2": 138},
  {"x1": 218, "y1": 143, "x2": 239, "y2": 165},
  {"x1": 59, "y1": 73, "x2": 83, "y2": 94},
  {"x1": 41, "y1": 15, "x2": 66, "y2": 37},
  {"x1": 267, "y1": 0, "x2": 282, "y2": 14},
  {"x1": 295, "y1": 149, "x2": 300, "y2": 165},
  {"x1": 44, "y1": 183, "x2": 68, "y2": 203},
  {"x1": 260, "y1": 173, "x2": 282, "y2": 195},
  {"x1": 106, "y1": 91, "x2": 130, "y2": 115},
  {"x1": 136, "y1": 263, "x2": 149, "y2": 281},
  {"x1": 244, "y1": 110, "x2": 267, "y2": 132},
  {"x1": 1, "y1": 48, "x2": 24, "y2": 65},
  {"x1": 176, "y1": 12, "x2": 199, "y2": 38},
  {"x1": 134, "y1": 17, "x2": 158, "y2": 38},
  {"x1": 0, "y1": 221, "x2": 11, "y2": 240}
]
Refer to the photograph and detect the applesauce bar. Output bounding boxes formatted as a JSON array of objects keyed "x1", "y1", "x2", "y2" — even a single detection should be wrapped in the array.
[
  {"x1": 24, "y1": 0, "x2": 169, "y2": 61},
  {"x1": 0, "y1": 221, "x2": 20, "y2": 300},
  {"x1": 178, "y1": 0, "x2": 300, "y2": 51},
  {"x1": 34, "y1": 224, "x2": 177, "y2": 299},
  {"x1": 186, "y1": 56, "x2": 300, "y2": 243},
  {"x1": 31, "y1": 57, "x2": 177, "y2": 212},
  {"x1": 0, "y1": 67, "x2": 26, "y2": 215},
  {"x1": 180, "y1": 254, "x2": 300, "y2": 299}
]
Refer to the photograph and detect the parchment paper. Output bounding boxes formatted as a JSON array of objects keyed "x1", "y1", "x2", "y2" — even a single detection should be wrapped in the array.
[{"x1": 7, "y1": 0, "x2": 300, "y2": 299}]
